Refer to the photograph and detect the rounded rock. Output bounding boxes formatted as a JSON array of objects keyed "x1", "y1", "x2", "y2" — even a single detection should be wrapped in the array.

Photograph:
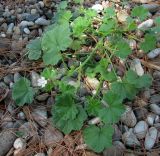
[
  {"x1": 13, "y1": 138, "x2": 26, "y2": 149},
  {"x1": 122, "y1": 129, "x2": 140, "y2": 147},
  {"x1": 146, "y1": 113, "x2": 156, "y2": 126},
  {"x1": 138, "y1": 19, "x2": 154, "y2": 30},
  {"x1": 147, "y1": 48, "x2": 160, "y2": 59},
  {"x1": 144, "y1": 127, "x2": 158, "y2": 150},
  {"x1": 150, "y1": 104, "x2": 160, "y2": 115},
  {"x1": 23, "y1": 27, "x2": 30, "y2": 34},
  {"x1": 35, "y1": 17, "x2": 50, "y2": 26},
  {"x1": 121, "y1": 106, "x2": 137, "y2": 127},
  {"x1": 133, "y1": 121, "x2": 148, "y2": 139}
]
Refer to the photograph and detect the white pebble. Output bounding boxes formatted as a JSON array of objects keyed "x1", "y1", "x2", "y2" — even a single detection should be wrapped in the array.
[
  {"x1": 35, "y1": 18, "x2": 50, "y2": 26},
  {"x1": 34, "y1": 153, "x2": 45, "y2": 156},
  {"x1": 138, "y1": 19, "x2": 154, "y2": 30},
  {"x1": 144, "y1": 127, "x2": 158, "y2": 150},
  {"x1": 13, "y1": 138, "x2": 26, "y2": 149},
  {"x1": 91, "y1": 4, "x2": 103, "y2": 13},
  {"x1": 133, "y1": 121, "x2": 148, "y2": 139},
  {"x1": 122, "y1": 129, "x2": 140, "y2": 147},
  {"x1": 130, "y1": 59, "x2": 144, "y2": 76},
  {"x1": 129, "y1": 39, "x2": 137, "y2": 50},
  {"x1": 147, "y1": 48, "x2": 160, "y2": 59},
  {"x1": 150, "y1": 104, "x2": 160, "y2": 115},
  {"x1": 0, "y1": 33, "x2": 6, "y2": 38},
  {"x1": 38, "y1": 1, "x2": 45, "y2": 8},
  {"x1": 88, "y1": 117, "x2": 101, "y2": 125},
  {"x1": 155, "y1": 115, "x2": 159, "y2": 123},
  {"x1": 23, "y1": 27, "x2": 30, "y2": 34},
  {"x1": 146, "y1": 114, "x2": 156, "y2": 126},
  {"x1": 19, "y1": 21, "x2": 34, "y2": 27}
]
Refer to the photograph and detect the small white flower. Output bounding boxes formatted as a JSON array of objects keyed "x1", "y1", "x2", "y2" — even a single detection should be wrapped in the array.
[{"x1": 37, "y1": 76, "x2": 47, "y2": 88}]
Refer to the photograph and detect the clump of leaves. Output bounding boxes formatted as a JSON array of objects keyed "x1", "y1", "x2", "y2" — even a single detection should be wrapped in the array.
[{"x1": 12, "y1": 1, "x2": 156, "y2": 153}]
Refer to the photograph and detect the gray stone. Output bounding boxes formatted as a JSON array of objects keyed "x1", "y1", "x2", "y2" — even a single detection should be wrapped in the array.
[
  {"x1": 103, "y1": 143, "x2": 124, "y2": 156},
  {"x1": 150, "y1": 94, "x2": 160, "y2": 104},
  {"x1": 19, "y1": 122, "x2": 38, "y2": 138},
  {"x1": 3, "y1": 11, "x2": 11, "y2": 17},
  {"x1": 153, "y1": 71, "x2": 160, "y2": 79},
  {"x1": 17, "y1": 8, "x2": 22, "y2": 14},
  {"x1": 142, "y1": 4, "x2": 160, "y2": 13},
  {"x1": 138, "y1": 19, "x2": 154, "y2": 30},
  {"x1": 36, "y1": 93, "x2": 49, "y2": 101},
  {"x1": 19, "y1": 21, "x2": 34, "y2": 27},
  {"x1": 38, "y1": 1, "x2": 45, "y2": 8},
  {"x1": 146, "y1": 113, "x2": 156, "y2": 126},
  {"x1": 0, "y1": 130, "x2": 17, "y2": 156},
  {"x1": 23, "y1": 27, "x2": 30, "y2": 34},
  {"x1": 34, "y1": 153, "x2": 46, "y2": 156},
  {"x1": 13, "y1": 138, "x2": 26, "y2": 149},
  {"x1": 13, "y1": 26, "x2": 21, "y2": 35},
  {"x1": 17, "y1": 112, "x2": 26, "y2": 120},
  {"x1": 0, "y1": 23, "x2": 8, "y2": 32},
  {"x1": 121, "y1": 106, "x2": 137, "y2": 127},
  {"x1": 35, "y1": 17, "x2": 50, "y2": 26},
  {"x1": 144, "y1": 127, "x2": 158, "y2": 150},
  {"x1": 14, "y1": 72, "x2": 22, "y2": 82},
  {"x1": 0, "y1": 17, "x2": 4, "y2": 24},
  {"x1": 31, "y1": 8, "x2": 37, "y2": 15},
  {"x1": 150, "y1": 104, "x2": 160, "y2": 115},
  {"x1": 3, "y1": 74, "x2": 13, "y2": 84},
  {"x1": 130, "y1": 59, "x2": 144, "y2": 76},
  {"x1": 7, "y1": 23, "x2": 14, "y2": 34},
  {"x1": 133, "y1": 121, "x2": 148, "y2": 139},
  {"x1": 113, "y1": 125, "x2": 122, "y2": 141},
  {"x1": 147, "y1": 48, "x2": 160, "y2": 59},
  {"x1": 44, "y1": 127, "x2": 63, "y2": 147},
  {"x1": 31, "y1": 71, "x2": 40, "y2": 87},
  {"x1": 122, "y1": 129, "x2": 140, "y2": 147},
  {"x1": 25, "y1": 14, "x2": 40, "y2": 21},
  {"x1": 32, "y1": 106, "x2": 48, "y2": 126}
]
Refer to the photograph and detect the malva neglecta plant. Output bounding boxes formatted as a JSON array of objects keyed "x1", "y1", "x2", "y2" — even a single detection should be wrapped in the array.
[{"x1": 12, "y1": 1, "x2": 159, "y2": 153}]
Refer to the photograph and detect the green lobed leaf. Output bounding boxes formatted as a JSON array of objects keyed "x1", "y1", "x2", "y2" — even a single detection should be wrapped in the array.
[
  {"x1": 42, "y1": 23, "x2": 72, "y2": 52},
  {"x1": 85, "y1": 97, "x2": 102, "y2": 116},
  {"x1": 126, "y1": 17, "x2": 137, "y2": 31},
  {"x1": 131, "y1": 6, "x2": 149, "y2": 21},
  {"x1": 98, "y1": 91, "x2": 125, "y2": 124},
  {"x1": 53, "y1": 105, "x2": 87, "y2": 134},
  {"x1": 155, "y1": 17, "x2": 160, "y2": 25},
  {"x1": 54, "y1": 93, "x2": 78, "y2": 121},
  {"x1": 99, "y1": 19, "x2": 116, "y2": 36},
  {"x1": 12, "y1": 78, "x2": 34, "y2": 106},
  {"x1": 73, "y1": 0, "x2": 84, "y2": 4},
  {"x1": 114, "y1": 40, "x2": 132, "y2": 58},
  {"x1": 27, "y1": 38, "x2": 42, "y2": 60},
  {"x1": 41, "y1": 68, "x2": 57, "y2": 80},
  {"x1": 103, "y1": 7, "x2": 116, "y2": 19},
  {"x1": 42, "y1": 48, "x2": 62, "y2": 65},
  {"x1": 111, "y1": 70, "x2": 152, "y2": 100},
  {"x1": 83, "y1": 125, "x2": 114, "y2": 153},
  {"x1": 53, "y1": 10, "x2": 72, "y2": 24},
  {"x1": 140, "y1": 34, "x2": 156, "y2": 53},
  {"x1": 72, "y1": 16, "x2": 91, "y2": 37},
  {"x1": 58, "y1": 82, "x2": 76, "y2": 95},
  {"x1": 57, "y1": 1, "x2": 68, "y2": 10}
]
